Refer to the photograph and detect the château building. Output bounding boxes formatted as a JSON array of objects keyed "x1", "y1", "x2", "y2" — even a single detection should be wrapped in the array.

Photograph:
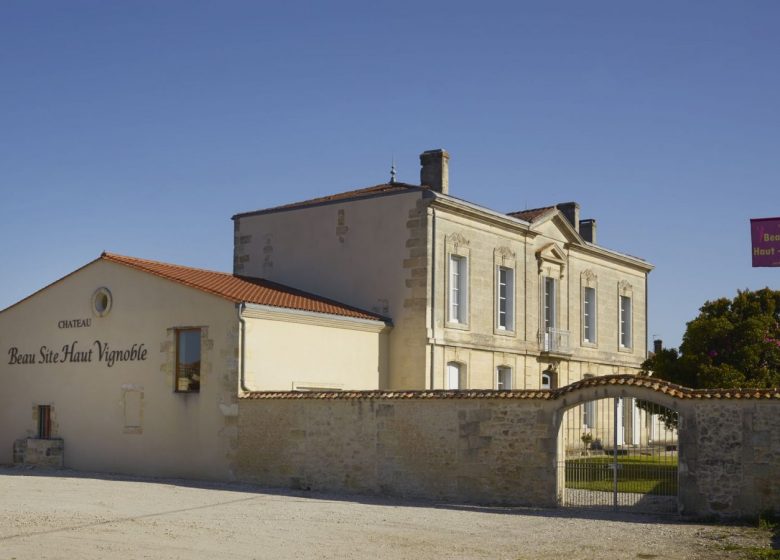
[{"x1": 233, "y1": 149, "x2": 652, "y2": 392}]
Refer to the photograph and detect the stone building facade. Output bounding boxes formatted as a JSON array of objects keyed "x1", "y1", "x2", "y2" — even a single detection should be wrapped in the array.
[{"x1": 233, "y1": 149, "x2": 653, "y2": 394}]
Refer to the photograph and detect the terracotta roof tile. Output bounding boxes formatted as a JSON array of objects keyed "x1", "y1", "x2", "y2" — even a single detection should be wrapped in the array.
[
  {"x1": 506, "y1": 206, "x2": 556, "y2": 223},
  {"x1": 233, "y1": 182, "x2": 424, "y2": 219},
  {"x1": 240, "y1": 374, "x2": 780, "y2": 400},
  {"x1": 101, "y1": 253, "x2": 387, "y2": 322}
]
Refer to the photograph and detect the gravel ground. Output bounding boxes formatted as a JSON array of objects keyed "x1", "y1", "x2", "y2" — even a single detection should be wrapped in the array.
[{"x1": 0, "y1": 466, "x2": 773, "y2": 560}]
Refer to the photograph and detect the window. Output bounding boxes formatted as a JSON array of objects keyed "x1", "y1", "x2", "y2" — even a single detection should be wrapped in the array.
[
  {"x1": 582, "y1": 375, "x2": 595, "y2": 428},
  {"x1": 496, "y1": 267, "x2": 514, "y2": 330},
  {"x1": 582, "y1": 286, "x2": 596, "y2": 343},
  {"x1": 92, "y1": 287, "x2": 113, "y2": 317},
  {"x1": 175, "y1": 329, "x2": 201, "y2": 392},
  {"x1": 543, "y1": 276, "x2": 556, "y2": 331},
  {"x1": 447, "y1": 362, "x2": 464, "y2": 389},
  {"x1": 496, "y1": 366, "x2": 512, "y2": 390},
  {"x1": 38, "y1": 405, "x2": 52, "y2": 439},
  {"x1": 541, "y1": 369, "x2": 555, "y2": 390},
  {"x1": 620, "y1": 296, "x2": 632, "y2": 348},
  {"x1": 449, "y1": 255, "x2": 468, "y2": 324}
]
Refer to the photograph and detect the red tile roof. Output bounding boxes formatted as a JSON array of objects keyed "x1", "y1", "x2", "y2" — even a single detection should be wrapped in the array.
[
  {"x1": 101, "y1": 253, "x2": 387, "y2": 322},
  {"x1": 233, "y1": 182, "x2": 424, "y2": 219},
  {"x1": 507, "y1": 206, "x2": 556, "y2": 223},
  {"x1": 240, "y1": 374, "x2": 780, "y2": 400}
]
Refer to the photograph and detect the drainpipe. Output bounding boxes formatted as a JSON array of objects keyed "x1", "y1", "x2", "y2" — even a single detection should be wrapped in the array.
[
  {"x1": 237, "y1": 302, "x2": 251, "y2": 393},
  {"x1": 429, "y1": 206, "x2": 437, "y2": 390}
]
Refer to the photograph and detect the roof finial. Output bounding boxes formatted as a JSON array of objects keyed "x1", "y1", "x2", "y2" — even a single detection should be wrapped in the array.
[{"x1": 390, "y1": 156, "x2": 397, "y2": 184}]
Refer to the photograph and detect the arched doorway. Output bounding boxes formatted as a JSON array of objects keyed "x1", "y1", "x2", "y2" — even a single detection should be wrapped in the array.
[{"x1": 557, "y1": 393, "x2": 679, "y2": 514}]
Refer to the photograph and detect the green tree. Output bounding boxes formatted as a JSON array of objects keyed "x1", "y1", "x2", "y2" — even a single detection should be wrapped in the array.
[{"x1": 642, "y1": 288, "x2": 780, "y2": 389}]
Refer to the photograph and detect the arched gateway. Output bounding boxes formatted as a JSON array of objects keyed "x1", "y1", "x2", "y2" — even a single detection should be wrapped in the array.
[{"x1": 552, "y1": 377, "x2": 681, "y2": 513}]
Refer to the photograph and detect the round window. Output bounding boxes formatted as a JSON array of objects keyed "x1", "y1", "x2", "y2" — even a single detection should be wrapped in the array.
[{"x1": 92, "y1": 287, "x2": 113, "y2": 317}]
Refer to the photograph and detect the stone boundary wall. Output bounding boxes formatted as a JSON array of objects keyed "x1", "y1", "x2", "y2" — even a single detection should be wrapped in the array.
[{"x1": 236, "y1": 375, "x2": 780, "y2": 518}]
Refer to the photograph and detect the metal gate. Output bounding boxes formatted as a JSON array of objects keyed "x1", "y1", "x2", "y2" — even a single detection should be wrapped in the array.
[{"x1": 558, "y1": 397, "x2": 679, "y2": 514}]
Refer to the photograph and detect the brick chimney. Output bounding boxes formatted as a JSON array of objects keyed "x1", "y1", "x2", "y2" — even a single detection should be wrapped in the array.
[
  {"x1": 556, "y1": 202, "x2": 580, "y2": 232},
  {"x1": 420, "y1": 149, "x2": 449, "y2": 194},
  {"x1": 579, "y1": 219, "x2": 597, "y2": 244}
]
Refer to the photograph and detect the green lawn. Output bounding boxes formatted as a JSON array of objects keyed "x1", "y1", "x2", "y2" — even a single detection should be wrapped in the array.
[{"x1": 565, "y1": 455, "x2": 678, "y2": 495}]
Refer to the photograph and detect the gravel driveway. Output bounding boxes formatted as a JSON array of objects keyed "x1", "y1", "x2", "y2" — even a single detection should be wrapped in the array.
[{"x1": 0, "y1": 467, "x2": 772, "y2": 560}]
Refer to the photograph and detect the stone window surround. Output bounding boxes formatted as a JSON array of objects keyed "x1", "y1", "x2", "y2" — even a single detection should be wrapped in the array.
[
  {"x1": 493, "y1": 246, "x2": 517, "y2": 336},
  {"x1": 535, "y1": 243, "x2": 566, "y2": 341},
  {"x1": 446, "y1": 360, "x2": 467, "y2": 390},
  {"x1": 618, "y1": 281, "x2": 633, "y2": 353},
  {"x1": 581, "y1": 269, "x2": 598, "y2": 348},
  {"x1": 32, "y1": 402, "x2": 56, "y2": 439},
  {"x1": 163, "y1": 326, "x2": 213, "y2": 393},
  {"x1": 496, "y1": 365, "x2": 512, "y2": 390},
  {"x1": 445, "y1": 233, "x2": 471, "y2": 331}
]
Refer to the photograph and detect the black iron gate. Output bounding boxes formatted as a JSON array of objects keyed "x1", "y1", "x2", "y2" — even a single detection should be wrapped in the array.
[{"x1": 559, "y1": 397, "x2": 679, "y2": 514}]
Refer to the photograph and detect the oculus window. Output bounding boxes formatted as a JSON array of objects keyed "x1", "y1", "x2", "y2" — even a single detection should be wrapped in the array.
[{"x1": 92, "y1": 287, "x2": 113, "y2": 317}]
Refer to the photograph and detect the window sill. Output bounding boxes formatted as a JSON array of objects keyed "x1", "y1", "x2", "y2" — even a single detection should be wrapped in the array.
[
  {"x1": 494, "y1": 327, "x2": 516, "y2": 337},
  {"x1": 446, "y1": 321, "x2": 471, "y2": 331}
]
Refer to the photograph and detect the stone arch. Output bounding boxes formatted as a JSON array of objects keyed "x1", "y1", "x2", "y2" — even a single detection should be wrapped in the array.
[{"x1": 550, "y1": 375, "x2": 686, "y2": 512}]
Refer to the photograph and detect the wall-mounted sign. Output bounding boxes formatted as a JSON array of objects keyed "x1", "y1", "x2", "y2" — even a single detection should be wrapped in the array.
[
  {"x1": 752, "y1": 217, "x2": 780, "y2": 267},
  {"x1": 58, "y1": 318, "x2": 92, "y2": 329},
  {"x1": 7, "y1": 341, "x2": 148, "y2": 368}
]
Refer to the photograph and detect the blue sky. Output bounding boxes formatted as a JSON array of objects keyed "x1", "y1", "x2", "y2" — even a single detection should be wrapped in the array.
[{"x1": 1, "y1": 1, "x2": 777, "y2": 349}]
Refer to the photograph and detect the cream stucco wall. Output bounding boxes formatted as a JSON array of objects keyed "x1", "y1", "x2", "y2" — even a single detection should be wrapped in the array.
[
  {"x1": 241, "y1": 306, "x2": 389, "y2": 391},
  {"x1": 0, "y1": 260, "x2": 240, "y2": 479},
  {"x1": 234, "y1": 191, "x2": 430, "y2": 390}
]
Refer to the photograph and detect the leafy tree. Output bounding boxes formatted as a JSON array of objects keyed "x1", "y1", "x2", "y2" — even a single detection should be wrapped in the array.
[{"x1": 642, "y1": 288, "x2": 780, "y2": 389}]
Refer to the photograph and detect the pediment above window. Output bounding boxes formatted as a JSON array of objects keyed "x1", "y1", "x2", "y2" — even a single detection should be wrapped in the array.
[{"x1": 536, "y1": 243, "x2": 566, "y2": 277}]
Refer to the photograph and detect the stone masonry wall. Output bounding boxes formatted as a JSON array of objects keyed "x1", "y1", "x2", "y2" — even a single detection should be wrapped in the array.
[
  {"x1": 237, "y1": 377, "x2": 780, "y2": 518},
  {"x1": 678, "y1": 400, "x2": 780, "y2": 518},
  {"x1": 237, "y1": 397, "x2": 558, "y2": 507}
]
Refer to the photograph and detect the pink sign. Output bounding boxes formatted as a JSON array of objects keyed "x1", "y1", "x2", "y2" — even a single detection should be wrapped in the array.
[{"x1": 751, "y1": 217, "x2": 780, "y2": 267}]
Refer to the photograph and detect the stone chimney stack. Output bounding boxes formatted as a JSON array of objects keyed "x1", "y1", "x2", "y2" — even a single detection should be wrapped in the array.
[
  {"x1": 556, "y1": 202, "x2": 580, "y2": 232},
  {"x1": 420, "y1": 149, "x2": 449, "y2": 194},
  {"x1": 579, "y1": 219, "x2": 597, "y2": 244}
]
